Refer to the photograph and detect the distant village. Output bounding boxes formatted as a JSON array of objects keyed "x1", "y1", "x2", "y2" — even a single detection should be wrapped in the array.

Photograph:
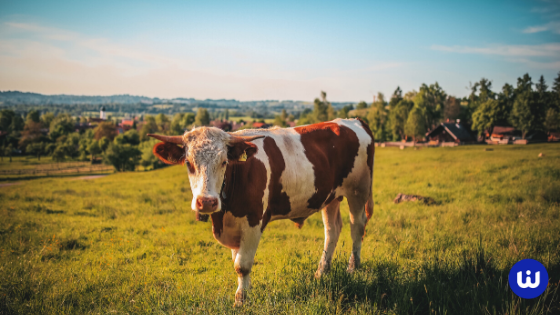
[{"x1": 1, "y1": 72, "x2": 560, "y2": 170}]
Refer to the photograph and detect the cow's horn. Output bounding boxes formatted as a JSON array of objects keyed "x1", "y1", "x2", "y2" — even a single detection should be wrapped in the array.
[
  {"x1": 228, "y1": 134, "x2": 265, "y2": 144},
  {"x1": 147, "y1": 134, "x2": 184, "y2": 144}
]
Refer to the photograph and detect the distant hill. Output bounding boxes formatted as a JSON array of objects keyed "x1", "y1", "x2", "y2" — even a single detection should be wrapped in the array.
[
  {"x1": 0, "y1": 91, "x2": 161, "y2": 105},
  {"x1": 0, "y1": 91, "x2": 352, "y2": 109}
]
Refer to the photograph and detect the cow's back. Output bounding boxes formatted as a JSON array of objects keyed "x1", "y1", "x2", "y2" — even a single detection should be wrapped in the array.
[{"x1": 230, "y1": 119, "x2": 373, "y2": 228}]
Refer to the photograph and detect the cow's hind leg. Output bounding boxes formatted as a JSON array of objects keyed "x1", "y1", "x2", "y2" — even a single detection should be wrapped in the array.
[
  {"x1": 233, "y1": 222, "x2": 261, "y2": 307},
  {"x1": 315, "y1": 198, "x2": 342, "y2": 278},
  {"x1": 346, "y1": 194, "x2": 370, "y2": 272}
]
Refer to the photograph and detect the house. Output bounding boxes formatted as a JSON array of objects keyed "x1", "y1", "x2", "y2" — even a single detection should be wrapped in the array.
[
  {"x1": 119, "y1": 119, "x2": 135, "y2": 132},
  {"x1": 487, "y1": 126, "x2": 520, "y2": 144},
  {"x1": 487, "y1": 126, "x2": 547, "y2": 144},
  {"x1": 549, "y1": 131, "x2": 560, "y2": 142},
  {"x1": 426, "y1": 121, "x2": 474, "y2": 145},
  {"x1": 211, "y1": 120, "x2": 233, "y2": 131}
]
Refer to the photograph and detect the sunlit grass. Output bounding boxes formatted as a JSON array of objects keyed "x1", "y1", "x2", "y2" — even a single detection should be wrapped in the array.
[{"x1": 0, "y1": 144, "x2": 559, "y2": 314}]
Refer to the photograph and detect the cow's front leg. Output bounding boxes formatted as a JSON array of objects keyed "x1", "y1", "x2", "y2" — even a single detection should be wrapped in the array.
[
  {"x1": 233, "y1": 220, "x2": 262, "y2": 307},
  {"x1": 231, "y1": 249, "x2": 238, "y2": 261}
]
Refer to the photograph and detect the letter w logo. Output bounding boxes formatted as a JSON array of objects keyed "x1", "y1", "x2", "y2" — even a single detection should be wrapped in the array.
[{"x1": 517, "y1": 270, "x2": 540, "y2": 289}]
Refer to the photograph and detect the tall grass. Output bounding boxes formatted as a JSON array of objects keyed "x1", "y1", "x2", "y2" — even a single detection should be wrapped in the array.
[{"x1": 0, "y1": 144, "x2": 558, "y2": 314}]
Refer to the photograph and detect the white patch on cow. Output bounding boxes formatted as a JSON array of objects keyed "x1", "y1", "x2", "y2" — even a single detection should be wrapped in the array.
[
  {"x1": 233, "y1": 219, "x2": 262, "y2": 306},
  {"x1": 333, "y1": 119, "x2": 373, "y2": 198},
  {"x1": 258, "y1": 128, "x2": 317, "y2": 220}
]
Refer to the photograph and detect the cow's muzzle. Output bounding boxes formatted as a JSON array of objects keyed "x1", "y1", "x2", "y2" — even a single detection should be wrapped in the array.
[{"x1": 195, "y1": 196, "x2": 219, "y2": 213}]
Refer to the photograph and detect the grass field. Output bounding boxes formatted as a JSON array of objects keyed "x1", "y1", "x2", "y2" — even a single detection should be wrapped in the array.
[{"x1": 0, "y1": 144, "x2": 559, "y2": 314}]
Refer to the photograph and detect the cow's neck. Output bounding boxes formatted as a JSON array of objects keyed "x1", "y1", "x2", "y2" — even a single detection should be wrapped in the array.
[{"x1": 220, "y1": 162, "x2": 238, "y2": 211}]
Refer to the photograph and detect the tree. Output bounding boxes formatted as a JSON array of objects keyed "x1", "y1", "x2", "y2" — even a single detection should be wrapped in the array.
[
  {"x1": 140, "y1": 115, "x2": 158, "y2": 141},
  {"x1": 472, "y1": 99, "x2": 501, "y2": 136},
  {"x1": 510, "y1": 73, "x2": 546, "y2": 137},
  {"x1": 170, "y1": 113, "x2": 195, "y2": 135},
  {"x1": 114, "y1": 130, "x2": 140, "y2": 145},
  {"x1": 87, "y1": 140, "x2": 102, "y2": 163},
  {"x1": 194, "y1": 108, "x2": 210, "y2": 126},
  {"x1": 4, "y1": 143, "x2": 14, "y2": 162},
  {"x1": 367, "y1": 93, "x2": 388, "y2": 141},
  {"x1": 103, "y1": 143, "x2": 141, "y2": 172},
  {"x1": 303, "y1": 91, "x2": 334, "y2": 124},
  {"x1": 544, "y1": 108, "x2": 560, "y2": 132},
  {"x1": 414, "y1": 82, "x2": 446, "y2": 130},
  {"x1": 389, "y1": 86, "x2": 403, "y2": 109},
  {"x1": 155, "y1": 113, "x2": 170, "y2": 133},
  {"x1": 0, "y1": 110, "x2": 17, "y2": 132},
  {"x1": 19, "y1": 120, "x2": 46, "y2": 150},
  {"x1": 443, "y1": 96, "x2": 461, "y2": 121},
  {"x1": 52, "y1": 144, "x2": 67, "y2": 162},
  {"x1": 94, "y1": 122, "x2": 117, "y2": 141},
  {"x1": 26, "y1": 110, "x2": 41, "y2": 123},
  {"x1": 49, "y1": 113, "x2": 75, "y2": 140},
  {"x1": 405, "y1": 106, "x2": 426, "y2": 141},
  {"x1": 99, "y1": 137, "x2": 110, "y2": 153},
  {"x1": 337, "y1": 104, "x2": 354, "y2": 118},
  {"x1": 140, "y1": 140, "x2": 162, "y2": 170},
  {"x1": 388, "y1": 99, "x2": 414, "y2": 141},
  {"x1": 273, "y1": 109, "x2": 288, "y2": 127},
  {"x1": 40, "y1": 112, "x2": 55, "y2": 128},
  {"x1": 356, "y1": 101, "x2": 368, "y2": 110},
  {"x1": 551, "y1": 71, "x2": 560, "y2": 111},
  {"x1": 26, "y1": 142, "x2": 45, "y2": 160}
]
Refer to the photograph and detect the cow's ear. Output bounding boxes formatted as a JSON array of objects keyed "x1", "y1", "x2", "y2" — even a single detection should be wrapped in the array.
[
  {"x1": 153, "y1": 142, "x2": 185, "y2": 165},
  {"x1": 227, "y1": 141, "x2": 258, "y2": 162}
]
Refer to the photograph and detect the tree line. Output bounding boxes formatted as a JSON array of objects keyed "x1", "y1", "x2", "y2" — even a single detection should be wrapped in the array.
[
  {"x1": 0, "y1": 107, "x2": 212, "y2": 171},
  {"x1": 1, "y1": 72, "x2": 559, "y2": 171},
  {"x1": 287, "y1": 72, "x2": 560, "y2": 141}
]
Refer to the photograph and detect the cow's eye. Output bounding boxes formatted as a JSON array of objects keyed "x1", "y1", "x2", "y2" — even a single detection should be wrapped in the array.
[
  {"x1": 186, "y1": 161, "x2": 194, "y2": 173},
  {"x1": 222, "y1": 161, "x2": 227, "y2": 167}
]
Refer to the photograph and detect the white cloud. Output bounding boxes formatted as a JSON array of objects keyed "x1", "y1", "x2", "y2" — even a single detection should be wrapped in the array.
[
  {"x1": 522, "y1": 21, "x2": 560, "y2": 34},
  {"x1": 431, "y1": 43, "x2": 560, "y2": 57}
]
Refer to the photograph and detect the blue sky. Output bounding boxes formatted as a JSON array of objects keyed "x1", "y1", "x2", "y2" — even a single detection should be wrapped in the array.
[{"x1": 0, "y1": 0, "x2": 559, "y2": 101}]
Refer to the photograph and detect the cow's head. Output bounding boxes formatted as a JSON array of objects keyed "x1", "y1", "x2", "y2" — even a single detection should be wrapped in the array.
[{"x1": 148, "y1": 127, "x2": 264, "y2": 214}]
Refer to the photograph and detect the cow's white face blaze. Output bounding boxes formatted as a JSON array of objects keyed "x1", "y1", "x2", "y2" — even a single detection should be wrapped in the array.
[
  {"x1": 149, "y1": 127, "x2": 263, "y2": 215},
  {"x1": 183, "y1": 127, "x2": 230, "y2": 213}
]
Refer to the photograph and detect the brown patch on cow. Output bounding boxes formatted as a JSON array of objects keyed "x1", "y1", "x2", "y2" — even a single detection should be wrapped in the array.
[
  {"x1": 220, "y1": 154, "x2": 267, "y2": 228},
  {"x1": 290, "y1": 217, "x2": 306, "y2": 229},
  {"x1": 235, "y1": 266, "x2": 251, "y2": 277},
  {"x1": 260, "y1": 137, "x2": 291, "y2": 231},
  {"x1": 294, "y1": 122, "x2": 360, "y2": 209},
  {"x1": 211, "y1": 211, "x2": 225, "y2": 237},
  {"x1": 152, "y1": 142, "x2": 185, "y2": 165},
  {"x1": 211, "y1": 211, "x2": 242, "y2": 249}
]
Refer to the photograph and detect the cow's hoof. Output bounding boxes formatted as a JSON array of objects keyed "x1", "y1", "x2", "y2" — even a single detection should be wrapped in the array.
[{"x1": 233, "y1": 300, "x2": 244, "y2": 307}]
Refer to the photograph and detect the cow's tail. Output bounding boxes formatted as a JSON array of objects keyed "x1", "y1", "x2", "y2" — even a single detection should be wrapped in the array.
[{"x1": 365, "y1": 190, "x2": 373, "y2": 223}]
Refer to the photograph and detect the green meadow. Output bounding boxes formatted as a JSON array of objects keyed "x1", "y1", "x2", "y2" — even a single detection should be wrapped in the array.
[{"x1": 0, "y1": 144, "x2": 559, "y2": 314}]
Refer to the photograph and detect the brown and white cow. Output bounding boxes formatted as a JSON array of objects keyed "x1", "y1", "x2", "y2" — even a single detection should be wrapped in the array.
[{"x1": 148, "y1": 118, "x2": 374, "y2": 306}]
